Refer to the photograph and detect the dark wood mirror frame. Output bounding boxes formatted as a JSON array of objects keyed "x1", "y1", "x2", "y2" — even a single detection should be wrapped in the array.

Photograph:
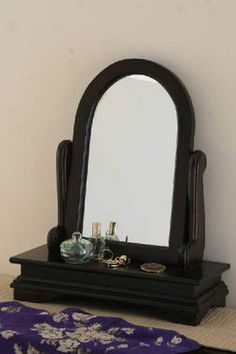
[
  {"x1": 48, "y1": 58, "x2": 206, "y2": 269},
  {"x1": 10, "y1": 59, "x2": 230, "y2": 325}
]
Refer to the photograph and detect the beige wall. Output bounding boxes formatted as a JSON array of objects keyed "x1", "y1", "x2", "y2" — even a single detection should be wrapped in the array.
[{"x1": 0, "y1": 0, "x2": 235, "y2": 306}]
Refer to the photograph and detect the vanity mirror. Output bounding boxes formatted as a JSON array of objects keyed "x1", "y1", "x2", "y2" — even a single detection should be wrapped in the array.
[
  {"x1": 10, "y1": 59, "x2": 230, "y2": 325},
  {"x1": 62, "y1": 58, "x2": 204, "y2": 267}
]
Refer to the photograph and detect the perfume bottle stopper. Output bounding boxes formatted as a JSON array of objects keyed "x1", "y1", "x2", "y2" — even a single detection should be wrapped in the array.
[
  {"x1": 106, "y1": 221, "x2": 119, "y2": 241},
  {"x1": 108, "y1": 221, "x2": 117, "y2": 236},
  {"x1": 92, "y1": 222, "x2": 101, "y2": 237}
]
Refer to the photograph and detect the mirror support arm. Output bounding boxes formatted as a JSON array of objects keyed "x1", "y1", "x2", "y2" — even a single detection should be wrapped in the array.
[
  {"x1": 181, "y1": 150, "x2": 207, "y2": 269},
  {"x1": 47, "y1": 140, "x2": 72, "y2": 256}
]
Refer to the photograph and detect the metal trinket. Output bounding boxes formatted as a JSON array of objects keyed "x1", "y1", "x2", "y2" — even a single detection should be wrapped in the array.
[{"x1": 140, "y1": 262, "x2": 166, "y2": 273}]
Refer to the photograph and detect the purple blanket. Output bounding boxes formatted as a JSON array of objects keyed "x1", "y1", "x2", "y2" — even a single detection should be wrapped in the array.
[{"x1": 0, "y1": 301, "x2": 199, "y2": 354}]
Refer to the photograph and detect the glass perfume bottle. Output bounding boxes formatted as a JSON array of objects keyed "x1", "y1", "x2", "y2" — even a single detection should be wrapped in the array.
[
  {"x1": 60, "y1": 232, "x2": 94, "y2": 264},
  {"x1": 105, "y1": 221, "x2": 120, "y2": 241},
  {"x1": 89, "y1": 222, "x2": 106, "y2": 260}
]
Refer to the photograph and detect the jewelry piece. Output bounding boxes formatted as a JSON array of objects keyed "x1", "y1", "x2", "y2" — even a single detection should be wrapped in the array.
[
  {"x1": 115, "y1": 255, "x2": 130, "y2": 266},
  {"x1": 102, "y1": 259, "x2": 121, "y2": 268},
  {"x1": 101, "y1": 254, "x2": 130, "y2": 268},
  {"x1": 140, "y1": 263, "x2": 166, "y2": 274}
]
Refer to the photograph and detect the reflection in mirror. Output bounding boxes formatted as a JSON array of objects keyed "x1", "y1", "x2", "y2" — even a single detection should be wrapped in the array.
[{"x1": 83, "y1": 75, "x2": 177, "y2": 247}]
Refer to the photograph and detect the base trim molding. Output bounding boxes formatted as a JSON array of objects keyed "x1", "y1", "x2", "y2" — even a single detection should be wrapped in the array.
[{"x1": 10, "y1": 245, "x2": 230, "y2": 326}]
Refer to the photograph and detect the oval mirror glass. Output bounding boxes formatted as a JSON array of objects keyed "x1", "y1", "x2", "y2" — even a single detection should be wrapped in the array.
[{"x1": 82, "y1": 74, "x2": 177, "y2": 247}]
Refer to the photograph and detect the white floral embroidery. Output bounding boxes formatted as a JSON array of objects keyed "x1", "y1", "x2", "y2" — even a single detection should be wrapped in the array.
[
  {"x1": 171, "y1": 335, "x2": 182, "y2": 345},
  {"x1": 13, "y1": 343, "x2": 23, "y2": 354},
  {"x1": 53, "y1": 313, "x2": 69, "y2": 323},
  {"x1": 107, "y1": 327, "x2": 135, "y2": 335},
  {"x1": 1, "y1": 306, "x2": 21, "y2": 313},
  {"x1": 154, "y1": 336, "x2": 164, "y2": 345},
  {"x1": 0, "y1": 304, "x2": 196, "y2": 354},
  {"x1": 139, "y1": 342, "x2": 150, "y2": 347},
  {"x1": 117, "y1": 343, "x2": 128, "y2": 349},
  {"x1": 13, "y1": 343, "x2": 42, "y2": 354},
  {"x1": 32, "y1": 323, "x2": 65, "y2": 339},
  {"x1": 1, "y1": 329, "x2": 18, "y2": 339},
  {"x1": 30, "y1": 320, "x2": 127, "y2": 351},
  {"x1": 107, "y1": 327, "x2": 120, "y2": 334},
  {"x1": 26, "y1": 344, "x2": 42, "y2": 354},
  {"x1": 66, "y1": 323, "x2": 125, "y2": 345},
  {"x1": 121, "y1": 327, "x2": 134, "y2": 335},
  {"x1": 57, "y1": 338, "x2": 80, "y2": 352},
  {"x1": 40, "y1": 339, "x2": 58, "y2": 346},
  {"x1": 167, "y1": 335, "x2": 183, "y2": 347},
  {"x1": 89, "y1": 323, "x2": 101, "y2": 331},
  {"x1": 72, "y1": 312, "x2": 95, "y2": 322}
]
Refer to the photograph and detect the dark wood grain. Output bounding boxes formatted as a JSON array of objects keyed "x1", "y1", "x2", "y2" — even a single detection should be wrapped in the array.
[
  {"x1": 10, "y1": 245, "x2": 229, "y2": 326},
  {"x1": 47, "y1": 140, "x2": 72, "y2": 254},
  {"x1": 10, "y1": 245, "x2": 230, "y2": 285},
  {"x1": 182, "y1": 150, "x2": 207, "y2": 268}
]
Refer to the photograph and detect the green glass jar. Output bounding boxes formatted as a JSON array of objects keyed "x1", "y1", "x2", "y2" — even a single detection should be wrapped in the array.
[{"x1": 60, "y1": 232, "x2": 94, "y2": 264}]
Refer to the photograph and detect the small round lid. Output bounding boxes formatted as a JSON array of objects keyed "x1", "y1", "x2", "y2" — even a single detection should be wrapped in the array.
[
  {"x1": 71, "y1": 232, "x2": 83, "y2": 241},
  {"x1": 71, "y1": 232, "x2": 93, "y2": 248}
]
